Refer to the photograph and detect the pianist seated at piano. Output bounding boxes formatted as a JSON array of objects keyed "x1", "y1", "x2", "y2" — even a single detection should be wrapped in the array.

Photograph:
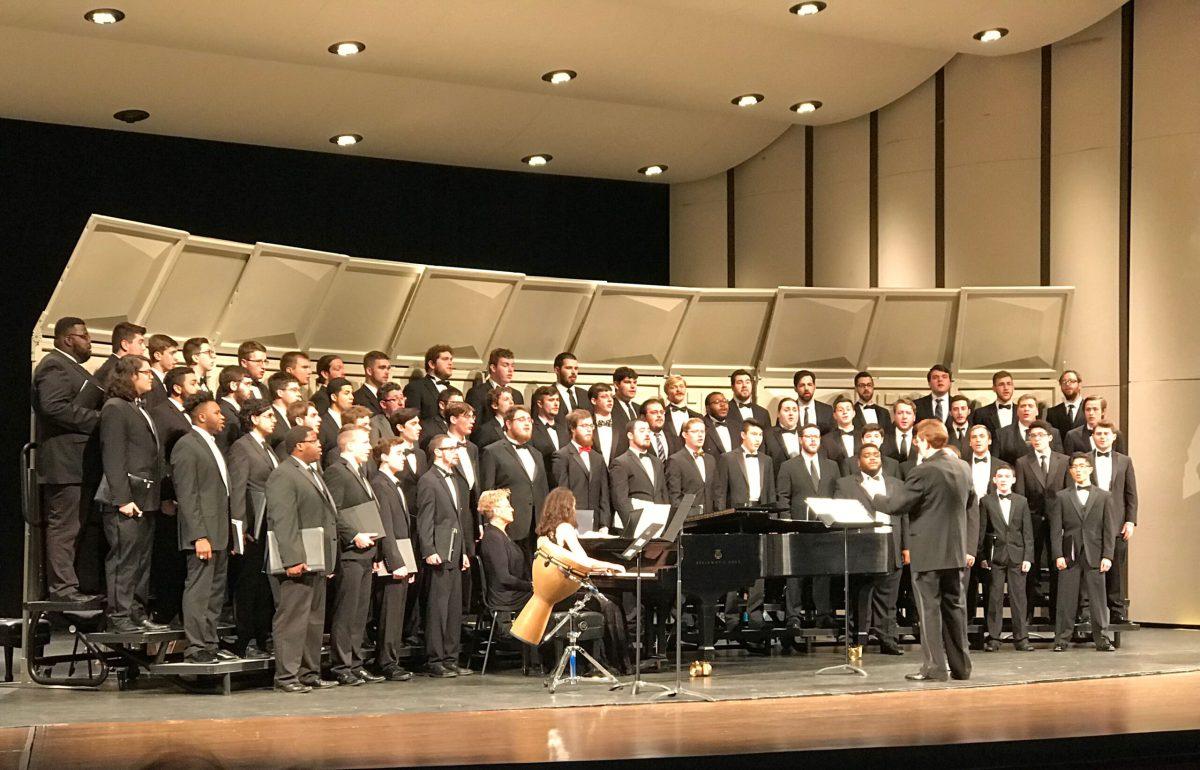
[
  {"x1": 535, "y1": 487, "x2": 631, "y2": 673},
  {"x1": 477, "y1": 488, "x2": 534, "y2": 613}
]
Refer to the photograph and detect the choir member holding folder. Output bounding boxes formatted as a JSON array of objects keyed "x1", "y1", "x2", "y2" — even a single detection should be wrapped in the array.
[
  {"x1": 370, "y1": 437, "x2": 418, "y2": 681},
  {"x1": 227, "y1": 399, "x2": 278, "y2": 659}
]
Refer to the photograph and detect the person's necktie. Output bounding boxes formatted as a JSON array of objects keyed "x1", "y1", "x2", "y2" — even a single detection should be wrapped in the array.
[
  {"x1": 809, "y1": 458, "x2": 820, "y2": 484},
  {"x1": 934, "y1": 398, "x2": 944, "y2": 421},
  {"x1": 1040, "y1": 455, "x2": 1048, "y2": 476},
  {"x1": 899, "y1": 435, "x2": 908, "y2": 460},
  {"x1": 803, "y1": 406, "x2": 812, "y2": 426},
  {"x1": 1067, "y1": 404, "x2": 1075, "y2": 423},
  {"x1": 654, "y1": 432, "x2": 667, "y2": 461}
]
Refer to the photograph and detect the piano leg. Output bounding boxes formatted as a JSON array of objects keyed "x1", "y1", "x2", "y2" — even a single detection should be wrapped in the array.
[{"x1": 695, "y1": 594, "x2": 721, "y2": 662}]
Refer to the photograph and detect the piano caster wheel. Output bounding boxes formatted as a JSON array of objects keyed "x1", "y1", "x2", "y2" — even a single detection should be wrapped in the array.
[{"x1": 689, "y1": 660, "x2": 713, "y2": 677}]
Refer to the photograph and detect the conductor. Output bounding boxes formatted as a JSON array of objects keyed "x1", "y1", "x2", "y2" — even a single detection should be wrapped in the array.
[{"x1": 873, "y1": 419, "x2": 978, "y2": 682}]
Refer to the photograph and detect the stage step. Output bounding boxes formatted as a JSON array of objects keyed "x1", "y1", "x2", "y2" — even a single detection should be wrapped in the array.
[{"x1": 148, "y1": 657, "x2": 273, "y2": 676}]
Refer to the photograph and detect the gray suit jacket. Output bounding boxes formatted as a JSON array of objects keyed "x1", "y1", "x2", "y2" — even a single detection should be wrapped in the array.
[
  {"x1": 777, "y1": 453, "x2": 838, "y2": 518},
  {"x1": 324, "y1": 458, "x2": 380, "y2": 561},
  {"x1": 31, "y1": 349, "x2": 103, "y2": 485},
  {"x1": 266, "y1": 457, "x2": 339, "y2": 573},
  {"x1": 171, "y1": 430, "x2": 231, "y2": 551},
  {"x1": 874, "y1": 451, "x2": 979, "y2": 573},
  {"x1": 1049, "y1": 486, "x2": 1116, "y2": 568},
  {"x1": 552, "y1": 443, "x2": 611, "y2": 530},
  {"x1": 228, "y1": 433, "x2": 277, "y2": 538},
  {"x1": 417, "y1": 467, "x2": 475, "y2": 563},
  {"x1": 715, "y1": 447, "x2": 776, "y2": 510}
]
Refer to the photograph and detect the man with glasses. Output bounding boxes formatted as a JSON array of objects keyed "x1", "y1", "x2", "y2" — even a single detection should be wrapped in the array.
[
  {"x1": 1049, "y1": 454, "x2": 1116, "y2": 652},
  {"x1": 267, "y1": 372, "x2": 303, "y2": 451},
  {"x1": 183, "y1": 337, "x2": 217, "y2": 394},
  {"x1": 369, "y1": 382, "x2": 406, "y2": 443},
  {"x1": 480, "y1": 406, "x2": 548, "y2": 558},
  {"x1": 1045, "y1": 370, "x2": 1087, "y2": 437},
  {"x1": 238, "y1": 341, "x2": 269, "y2": 401}
]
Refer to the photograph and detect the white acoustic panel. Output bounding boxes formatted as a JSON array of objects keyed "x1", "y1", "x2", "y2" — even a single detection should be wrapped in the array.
[
  {"x1": 488, "y1": 277, "x2": 599, "y2": 370},
  {"x1": 40, "y1": 215, "x2": 187, "y2": 341},
  {"x1": 668, "y1": 289, "x2": 775, "y2": 375},
  {"x1": 390, "y1": 267, "x2": 523, "y2": 369},
  {"x1": 307, "y1": 258, "x2": 423, "y2": 361},
  {"x1": 862, "y1": 290, "x2": 959, "y2": 377},
  {"x1": 954, "y1": 287, "x2": 1072, "y2": 377},
  {"x1": 759, "y1": 288, "x2": 879, "y2": 377},
  {"x1": 212, "y1": 243, "x2": 348, "y2": 355},
  {"x1": 573, "y1": 284, "x2": 695, "y2": 370},
  {"x1": 140, "y1": 236, "x2": 253, "y2": 345}
]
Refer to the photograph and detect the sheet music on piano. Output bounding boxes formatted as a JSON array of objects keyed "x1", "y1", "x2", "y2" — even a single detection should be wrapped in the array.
[{"x1": 630, "y1": 499, "x2": 671, "y2": 540}]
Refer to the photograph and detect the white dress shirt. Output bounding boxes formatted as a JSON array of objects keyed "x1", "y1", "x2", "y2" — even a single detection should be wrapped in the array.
[
  {"x1": 744, "y1": 451, "x2": 760, "y2": 503},
  {"x1": 860, "y1": 472, "x2": 891, "y2": 529},
  {"x1": 780, "y1": 430, "x2": 800, "y2": 458},
  {"x1": 192, "y1": 425, "x2": 229, "y2": 490},
  {"x1": 970, "y1": 454, "x2": 992, "y2": 498},
  {"x1": 735, "y1": 401, "x2": 754, "y2": 421},
  {"x1": 638, "y1": 451, "x2": 656, "y2": 487},
  {"x1": 512, "y1": 439, "x2": 538, "y2": 480},
  {"x1": 1094, "y1": 451, "x2": 1113, "y2": 490},
  {"x1": 667, "y1": 402, "x2": 690, "y2": 434},
  {"x1": 691, "y1": 449, "x2": 707, "y2": 482},
  {"x1": 539, "y1": 417, "x2": 561, "y2": 450},
  {"x1": 453, "y1": 437, "x2": 476, "y2": 488},
  {"x1": 998, "y1": 495, "x2": 1012, "y2": 525},
  {"x1": 594, "y1": 417, "x2": 614, "y2": 461},
  {"x1": 713, "y1": 422, "x2": 733, "y2": 453},
  {"x1": 995, "y1": 400, "x2": 1014, "y2": 428}
]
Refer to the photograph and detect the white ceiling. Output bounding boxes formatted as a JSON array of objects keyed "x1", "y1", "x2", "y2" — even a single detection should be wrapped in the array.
[{"x1": 0, "y1": 0, "x2": 1125, "y2": 182}]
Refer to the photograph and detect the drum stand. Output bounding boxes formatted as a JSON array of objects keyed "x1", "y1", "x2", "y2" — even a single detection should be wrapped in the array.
[
  {"x1": 611, "y1": 551, "x2": 670, "y2": 696},
  {"x1": 543, "y1": 580, "x2": 618, "y2": 694}
]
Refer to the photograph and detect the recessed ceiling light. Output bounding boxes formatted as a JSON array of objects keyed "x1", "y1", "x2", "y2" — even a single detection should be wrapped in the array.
[
  {"x1": 522, "y1": 154, "x2": 553, "y2": 167},
  {"x1": 973, "y1": 28, "x2": 1009, "y2": 43},
  {"x1": 541, "y1": 69, "x2": 577, "y2": 85},
  {"x1": 329, "y1": 133, "x2": 363, "y2": 146},
  {"x1": 732, "y1": 93, "x2": 764, "y2": 107},
  {"x1": 328, "y1": 41, "x2": 366, "y2": 56},
  {"x1": 113, "y1": 109, "x2": 149, "y2": 124},
  {"x1": 84, "y1": 8, "x2": 125, "y2": 24},
  {"x1": 788, "y1": 2, "x2": 827, "y2": 16},
  {"x1": 638, "y1": 165, "x2": 668, "y2": 177},
  {"x1": 789, "y1": 100, "x2": 823, "y2": 114}
]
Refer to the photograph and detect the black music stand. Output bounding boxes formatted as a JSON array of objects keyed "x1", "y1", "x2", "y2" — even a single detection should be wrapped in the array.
[
  {"x1": 807, "y1": 498, "x2": 876, "y2": 678},
  {"x1": 610, "y1": 522, "x2": 669, "y2": 696}
]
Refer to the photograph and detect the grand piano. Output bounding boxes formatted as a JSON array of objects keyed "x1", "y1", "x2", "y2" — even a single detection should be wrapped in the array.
[{"x1": 583, "y1": 506, "x2": 893, "y2": 659}]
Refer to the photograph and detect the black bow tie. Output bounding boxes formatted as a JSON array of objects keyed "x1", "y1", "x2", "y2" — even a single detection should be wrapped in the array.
[
  {"x1": 744, "y1": 453, "x2": 759, "y2": 458},
  {"x1": 1076, "y1": 485, "x2": 1090, "y2": 492},
  {"x1": 669, "y1": 405, "x2": 688, "y2": 412},
  {"x1": 1096, "y1": 451, "x2": 1110, "y2": 458},
  {"x1": 433, "y1": 379, "x2": 448, "y2": 387},
  {"x1": 997, "y1": 404, "x2": 1012, "y2": 410},
  {"x1": 595, "y1": 419, "x2": 612, "y2": 428},
  {"x1": 998, "y1": 493, "x2": 1011, "y2": 500},
  {"x1": 513, "y1": 443, "x2": 531, "y2": 451},
  {"x1": 864, "y1": 475, "x2": 881, "y2": 483},
  {"x1": 973, "y1": 457, "x2": 989, "y2": 464},
  {"x1": 637, "y1": 452, "x2": 651, "y2": 460}
]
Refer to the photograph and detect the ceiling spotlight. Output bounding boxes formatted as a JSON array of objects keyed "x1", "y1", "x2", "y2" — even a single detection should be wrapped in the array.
[
  {"x1": 638, "y1": 165, "x2": 668, "y2": 177},
  {"x1": 789, "y1": 100, "x2": 823, "y2": 114},
  {"x1": 732, "y1": 93, "x2": 764, "y2": 107},
  {"x1": 329, "y1": 133, "x2": 363, "y2": 146},
  {"x1": 112, "y1": 109, "x2": 149, "y2": 124},
  {"x1": 973, "y1": 28, "x2": 1009, "y2": 43},
  {"x1": 522, "y1": 154, "x2": 553, "y2": 167},
  {"x1": 541, "y1": 70, "x2": 577, "y2": 85},
  {"x1": 788, "y1": 2, "x2": 827, "y2": 16},
  {"x1": 84, "y1": 8, "x2": 125, "y2": 24},
  {"x1": 328, "y1": 41, "x2": 366, "y2": 56}
]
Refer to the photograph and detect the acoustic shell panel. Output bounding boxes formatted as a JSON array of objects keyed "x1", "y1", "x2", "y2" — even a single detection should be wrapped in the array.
[
  {"x1": 572, "y1": 284, "x2": 695, "y2": 370},
  {"x1": 389, "y1": 267, "x2": 523, "y2": 370},
  {"x1": 211, "y1": 243, "x2": 348, "y2": 355},
  {"x1": 488, "y1": 277, "x2": 599, "y2": 371},
  {"x1": 862, "y1": 289, "x2": 959, "y2": 377},
  {"x1": 140, "y1": 236, "x2": 253, "y2": 344},
  {"x1": 39, "y1": 215, "x2": 187, "y2": 342},
  {"x1": 953, "y1": 287, "x2": 1072, "y2": 378},
  {"x1": 759, "y1": 288, "x2": 879, "y2": 378},
  {"x1": 307, "y1": 258, "x2": 423, "y2": 361},
  {"x1": 668, "y1": 289, "x2": 775, "y2": 376}
]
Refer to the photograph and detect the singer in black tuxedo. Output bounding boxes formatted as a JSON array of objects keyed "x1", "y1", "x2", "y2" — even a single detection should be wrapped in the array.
[
  {"x1": 608, "y1": 446, "x2": 668, "y2": 535},
  {"x1": 1090, "y1": 442, "x2": 1138, "y2": 621},
  {"x1": 552, "y1": 441, "x2": 611, "y2": 531},
  {"x1": 665, "y1": 445, "x2": 719, "y2": 516},
  {"x1": 370, "y1": 460, "x2": 415, "y2": 679},
  {"x1": 1013, "y1": 431, "x2": 1071, "y2": 622},
  {"x1": 1064, "y1": 424, "x2": 1127, "y2": 455},
  {"x1": 715, "y1": 445, "x2": 775, "y2": 510},
  {"x1": 777, "y1": 447, "x2": 839, "y2": 626},
  {"x1": 1048, "y1": 461, "x2": 1116, "y2": 650},
  {"x1": 479, "y1": 414, "x2": 549, "y2": 556},
  {"x1": 227, "y1": 416, "x2": 278, "y2": 657},
  {"x1": 978, "y1": 489, "x2": 1034, "y2": 649},
  {"x1": 1045, "y1": 399, "x2": 1087, "y2": 438}
]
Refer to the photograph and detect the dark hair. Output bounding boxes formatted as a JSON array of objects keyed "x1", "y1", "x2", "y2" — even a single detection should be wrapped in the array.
[
  {"x1": 857, "y1": 442, "x2": 882, "y2": 459},
  {"x1": 364, "y1": 350, "x2": 389, "y2": 368},
  {"x1": 237, "y1": 340, "x2": 267, "y2": 361},
  {"x1": 372, "y1": 436, "x2": 407, "y2": 463},
  {"x1": 740, "y1": 418, "x2": 763, "y2": 434},
  {"x1": 380, "y1": 381, "x2": 402, "y2": 397},
  {"x1": 218, "y1": 365, "x2": 248, "y2": 395},
  {"x1": 531, "y1": 385, "x2": 557, "y2": 412},
  {"x1": 626, "y1": 417, "x2": 648, "y2": 436},
  {"x1": 316, "y1": 354, "x2": 343, "y2": 383},
  {"x1": 729, "y1": 368, "x2": 753, "y2": 386},
  {"x1": 284, "y1": 426, "x2": 314, "y2": 455},
  {"x1": 536, "y1": 487, "x2": 578, "y2": 537},
  {"x1": 107, "y1": 355, "x2": 150, "y2": 401},
  {"x1": 639, "y1": 397, "x2": 665, "y2": 415},
  {"x1": 992, "y1": 370, "x2": 1013, "y2": 386},
  {"x1": 832, "y1": 396, "x2": 854, "y2": 410},
  {"x1": 858, "y1": 423, "x2": 883, "y2": 439},
  {"x1": 111, "y1": 321, "x2": 147, "y2": 352},
  {"x1": 436, "y1": 386, "x2": 464, "y2": 406},
  {"x1": 280, "y1": 350, "x2": 309, "y2": 371},
  {"x1": 587, "y1": 383, "x2": 612, "y2": 400},
  {"x1": 1069, "y1": 452, "x2": 1093, "y2": 467},
  {"x1": 777, "y1": 396, "x2": 798, "y2": 410},
  {"x1": 390, "y1": 407, "x2": 421, "y2": 429},
  {"x1": 566, "y1": 409, "x2": 592, "y2": 431},
  {"x1": 182, "y1": 337, "x2": 209, "y2": 366},
  {"x1": 488, "y1": 386, "x2": 515, "y2": 408},
  {"x1": 1060, "y1": 369, "x2": 1081, "y2": 383},
  {"x1": 268, "y1": 371, "x2": 299, "y2": 400},
  {"x1": 240, "y1": 398, "x2": 273, "y2": 432},
  {"x1": 949, "y1": 394, "x2": 971, "y2": 408},
  {"x1": 342, "y1": 405, "x2": 372, "y2": 425},
  {"x1": 1082, "y1": 395, "x2": 1107, "y2": 410},
  {"x1": 165, "y1": 365, "x2": 193, "y2": 397},
  {"x1": 926, "y1": 364, "x2": 951, "y2": 381},
  {"x1": 792, "y1": 369, "x2": 816, "y2": 387},
  {"x1": 704, "y1": 391, "x2": 725, "y2": 407},
  {"x1": 553, "y1": 351, "x2": 577, "y2": 369},
  {"x1": 147, "y1": 334, "x2": 178, "y2": 360},
  {"x1": 853, "y1": 371, "x2": 873, "y2": 385},
  {"x1": 183, "y1": 391, "x2": 216, "y2": 418},
  {"x1": 446, "y1": 401, "x2": 475, "y2": 422},
  {"x1": 1094, "y1": 419, "x2": 1117, "y2": 432},
  {"x1": 287, "y1": 400, "x2": 314, "y2": 425},
  {"x1": 504, "y1": 405, "x2": 531, "y2": 424},
  {"x1": 612, "y1": 366, "x2": 638, "y2": 384},
  {"x1": 53, "y1": 316, "x2": 86, "y2": 339},
  {"x1": 424, "y1": 344, "x2": 453, "y2": 372},
  {"x1": 1028, "y1": 419, "x2": 1055, "y2": 435},
  {"x1": 487, "y1": 347, "x2": 515, "y2": 367},
  {"x1": 325, "y1": 377, "x2": 352, "y2": 397}
]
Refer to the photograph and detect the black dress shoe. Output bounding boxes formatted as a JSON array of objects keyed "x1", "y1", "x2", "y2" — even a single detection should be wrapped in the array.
[
  {"x1": 1014, "y1": 641, "x2": 1035, "y2": 652},
  {"x1": 1096, "y1": 639, "x2": 1116, "y2": 652},
  {"x1": 138, "y1": 618, "x2": 171, "y2": 632},
  {"x1": 426, "y1": 663, "x2": 457, "y2": 678},
  {"x1": 334, "y1": 672, "x2": 363, "y2": 686},
  {"x1": 878, "y1": 642, "x2": 905, "y2": 656},
  {"x1": 383, "y1": 667, "x2": 413, "y2": 681},
  {"x1": 905, "y1": 672, "x2": 948, "y2": 682},
  {"x1": 786, "y1": 616, "x2": 804, "y2": 634},
  {"x1": 300, "y1": 676, "x2": 338, "y2": 689},
  {"x1": 1053, "y1": 644, "x2": 1066, "y2": 652},
  {"x1": 215, "y1": 649, "x2": 240, "y2": 661},
  {"x1": 185, "y1": 650, "x2": 219, "y2": 664},
  {"x1": 356, "y1": 669, "x2": 385, "y2": 683},
  {"x1": 242, "y1": 644, "x2": 271, "y2": 660},
  {"x1": 450, "y1": 664, "x2": 473, "y2": 676},
  {"x1": 1110, "y1": 613, "x2": 1128, "y2": 624},
  {"x1": 106, "y1": 618, "x2": 143, "y2": 634},
  {"x1": 275, "y1": 682, "x2": 311, "y2": 694},
  {"x1": 983, "y1": 640, "x2": 1001, "y2": 652},
  {"x1": 814, "y1": 614, "x2": 837, "y2": 629}
]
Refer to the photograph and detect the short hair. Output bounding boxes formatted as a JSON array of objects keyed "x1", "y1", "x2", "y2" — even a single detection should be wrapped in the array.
[
  {"x1": 372, "y1": 436, "x2": 406, "y2": 463},
  {"x1": 326, "y1": 377, "x2": 352, "y2": 396},
  {"x1": 182, "y1": 337, "x2": 209, "y2": 365},
  {"x1": 968, "y1": 424, "x2": 991, "y2": 440},
  {"x1": 478, "y1": 488, "x2": 512, "y2": 522},
  {"x1": 1082, "y1": 395, "x2": 1107, "y2": 410},
  {"x1": 858, "y1": 423, "x2": 883, "y2": 439},
  {"x1": 53, "y1": 316, "x2": 86, "y2": 339},
  {"x1": 504, "y1": 405, "x2": 531, "y2": 424},
  {"x1": 268, "y1": 371, "x2": 299, "y2": 400},
  {"x1": 164, "y1": 365, "x2": 193, "y2": 397},
  {"x1": 1069, "y1": 452, "x2": 1093, "y2": 468},
  {"x1": 892, "y1": 397, "x2": 916, "y2": 413},
  {"x1": 437, "y1": 386, "x2": 464, "y2": 406},
  {"x1": 280, "y1": 350, "x2": 310, "y2": 371},
  {"x1": 792, "y1": 369, "x2": 816, "y2": 387},
  {"x1": 853, "y1": 370, "x2": 874, "y2": 385},
  {"x1": 342, "y1": 405, "x2": 372, "y2": 425},
  {"x1": 639, "y1": 397, "x2": 665, "y2": 415},
  {"x1": 704, "y1": 391, "x2": 725, "y2": 407},
  {"x1": 287, "y1": 400, "x2": 314, "y2": 425},
  {"x1": 1094, "y1": 420, "x2": 1117, "y2": 432},
  {"x1": 429, "y1": 433, "x2": 456, "y2": 452},
  {"x1": 926, "y1": 364, "x2": 951, "y2": 382},
  {"x1": 111, "y1": 321, "x2": 147, "y2": 352},
  {"x1": 777, "y1": 396, "x2": 798, "y2": 410},
  {"x1": 552, "y1": 351, "x2": 577, "y2": 369},
  {"x1": 183, "y1": 391, "x2": 216, "y2": 418},
  {"x1": 566, "y1": 409, "x2": 593, "y2": 431},
  {"x1": 1017, "y1": 393, "x2": 1040, "y2": 408},
  {"x1": 337, "y1": 424, "x2": 368, "y2": 450},
  {"x1": 487, "y1": 386, "x2": 514, "y2": 408},
  {"x1": 799, "y1": 422, "x2": 821, "y2": 436},
  {"x1": 664, "y1": 375, "x2": 686, "y2": 390},
  {"x1": 857, "y1": 442, "x2": 882, "y2": 459},
  {"x1": 218, "y1": 365, "x2": 248, "y2": 395},
  {"x1": 379, "y1": 381, "x2": 402, "y2": 398},
  {"x1": 487, "y1": 347, "x2": 515, "y2": 367},
  {"x1": 587, "y1": 383, "x2": 612, "y2": 400},
  {"x1": 531, "y1": 385, "x2": 557, "y2": 411},
  {"x1": 1060, "y1": 369, "x2": 1081, "y2": 383},
  {"x1": 729, "y1": 368, "x2": 753, "y2": 386},
  {"x1": 364, "y1": 350, "x2": 389, "y2": 368},
  {"x1": 741, "y1": 418, "x2": 763, "y2": 434},
  {"x1": 237, "y1": 340, "x2": 267, "y2": 361},
  {"x1": 949, "y1": 394, "x2": 971, "y2": 408},
  {"x1": 613, "y1": 366, "x2": 638, "y2": 384},
  {"x1": 682, "y1": 417, "x2": 705, "y2": 433},
  {"x1": 106, "y1": 355, "x2": 149, "y2": 401},
  {"x1": 239, "y1": 398, "x2": 273, "y2": 432},
  {"x1": 627, "y1": 417, "x2": 648, "y2": 436},
  {"x1": 284, "y1": 426, "x2": 314, "y2": 455},
  {"x1": 445, "y1": 401, "x2": 475, "y2": 422},
  {"x1": 147, "y1": 334, "x2": 178, "y2": 360},
  {"x1": 993, "y1": 465, "x2": 1015, "y2": 477},
  {"x1": 914, "y1": 418, "x2": 948, "y2": 448},
  {"x1": 315, "y1": 355, "x2": 342, "y2": 383},
  {"x1": 992, "y1": 370, "x2": 1013, "y2": 385},
  {"x1": 1028, "y1": 419, "x2": 1054, "y2": 435},
  {"x1": 424, "y1": 344, "x2": 453, "y2": 371},
  {"x1": 391, "y1": 407, "x2": 421, "y2": 429},
  {"x1": 832, "y1": 396, "x2": 854, "y2": 410}
]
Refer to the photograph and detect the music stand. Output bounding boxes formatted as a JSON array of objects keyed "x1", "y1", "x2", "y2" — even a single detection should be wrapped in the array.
[
  {"x1": 610, "y1": 522, "x2": 670, "y2": 696},
  {"x1": 806, "y1": 498, "x2": 876, "y2": 678},
  {"x1": 648, "y1": 494, "x2": 713, "y2": 702}
]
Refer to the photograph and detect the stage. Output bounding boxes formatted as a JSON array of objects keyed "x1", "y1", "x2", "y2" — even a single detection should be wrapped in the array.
[{"x1": 2, "y1": 628, "x2": 1200, "y2": 767}]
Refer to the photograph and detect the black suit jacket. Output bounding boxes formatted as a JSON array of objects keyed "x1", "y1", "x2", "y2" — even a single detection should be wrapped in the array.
[
  {"x1": 145, "y1": 369, "x2": 170, "y2": 408},
  {"x1": 370, "y1": 470, "x2": 412, "y2": 573},
  {"x1": 852, "y1": 403, "x2": 892, "y2": 433},
  {"x1": 265, "y1": 457, "x2": 339, "y2": 573},
  {"x1": 795, "y1": 399, "x2": 834, "y2": 435},
  {"x1": 99, "y1": 398, "x2": 163, "y2": 511},
  {"x1": 1013, "y1": 451, "x2": 1071, "y2": 517},
  {"x1": 472, "y1": 416, "x2": 507, "y2": 449},
  {"x1": 1064, "y1": 425, "x2": 1127, "y2": 455},
  {"x1": 1049, "y1": 486, "x2": 1115, "y2": 568},
  {"x1": 763, "y1": 425, "x2": 802, "y2": 470},
  {"x1": 32, "y1": 349, "x2": 103, "y2": 485},
  {"x1": 729, "y1": 400, "x2": 771, "y2": 428},
  {"x1": 969, "y1": 401, "x2": 1019, "y2": 435},
  {"x1": 318, "y1": 410, "x2": 344, "y2": 466},
  {"x1": 608, "y1": 448, "x2": 668, "y2": 535},
  {"x1": 531, "y1": 417, "x2": 570, "y2": 474},
  {"x1": 268, "y1": 403, "x2": 291, "y2": 455},
  {"x1": 216, "y1": 398, "x2": 242, "y2": 455},
  {"x1": 978, "y1": 493, "x2": 1034, "y2": 567},
  {"x1": 964, "y1": 454, "x2": 1012, "y2": 499},
  {"x1": 171, "y1": 430, "x2": 231, "y2": 551},
  {"x1": 834, "y1": 474, "x2": 906, "y2": 569},
  {"x1": 228, "y1": 433, "x2": 277, "y2": 538},
  {"x1": 324, "y1": 458, "x2": 380, "y2": 561},
  {"x1": 874, "y1": 452, "x2": 979, "y2": 573},
  {"x1": 913, "y1": 394, "x2": 953, "y2": 425},
  {"x1": 555, "y1": 384, "x2": 590, "y2": 414},
  {"x1": 701, "y1": 416, "x2": 738, "y2": 457},
  {"x1": 819, "y1": 428, "x2": 860, "y2": 466},
  {"x1": 479, "y1": 439, "x2": 549, "y2": 541},
  {"x1": 840, "y1": 454, "x2": 904, "y2": 480},
  {"x1": 310, "y1": 386, "x2": 330, "y2": 415},
  {"x1": 93, "y1": 353, "x2": 121, "y2": 391},
  {"x1": 417, "y1": 467, "x2": 475, "y2": 563},
  {"x1": 665, "y1": 448, "x2": 719, "y2": 516},
  {"x1": 881, "y1": 428, "x2": 916, "y2": 463},
  {"x1": 403, "y1": 375, "x2": 444, "y2": 422},
  {"x1": 945, "y1": 422, "x2": 974, "y2": 459},
  {"x1": 354, "y1": 384, "x2": 383, "y2": 416},
  {"x1": 776, "y1": 453, "x2": 838, "y2": 518},
  {"x1": 466, "y1": 380, "x2": 523, "y2": 425},
  {"x1": 996, "y1": 422, "x2": 1063, "y2": 465},
  {"x1": 715, "y1": 447, "x2": 776, "y2": 510},
  {"x1": 661, "y1": 405, "x2": 700, "y2": 455},
  {"x1": 478, "y1": 524, "x2": 532, "y2": 611},
  {"x1": 1091, "y1": 451, "x2": 1138, "y2": 526},
  {"x1": 419, "y1": 415, "x2": 449, "y2": 450},
  {"x1": 552, "y1": 443, "x2": 611, "y2": 530},
  {"x1": 1045, "y1": 401, "x2": 1087, "y2": 438}
]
